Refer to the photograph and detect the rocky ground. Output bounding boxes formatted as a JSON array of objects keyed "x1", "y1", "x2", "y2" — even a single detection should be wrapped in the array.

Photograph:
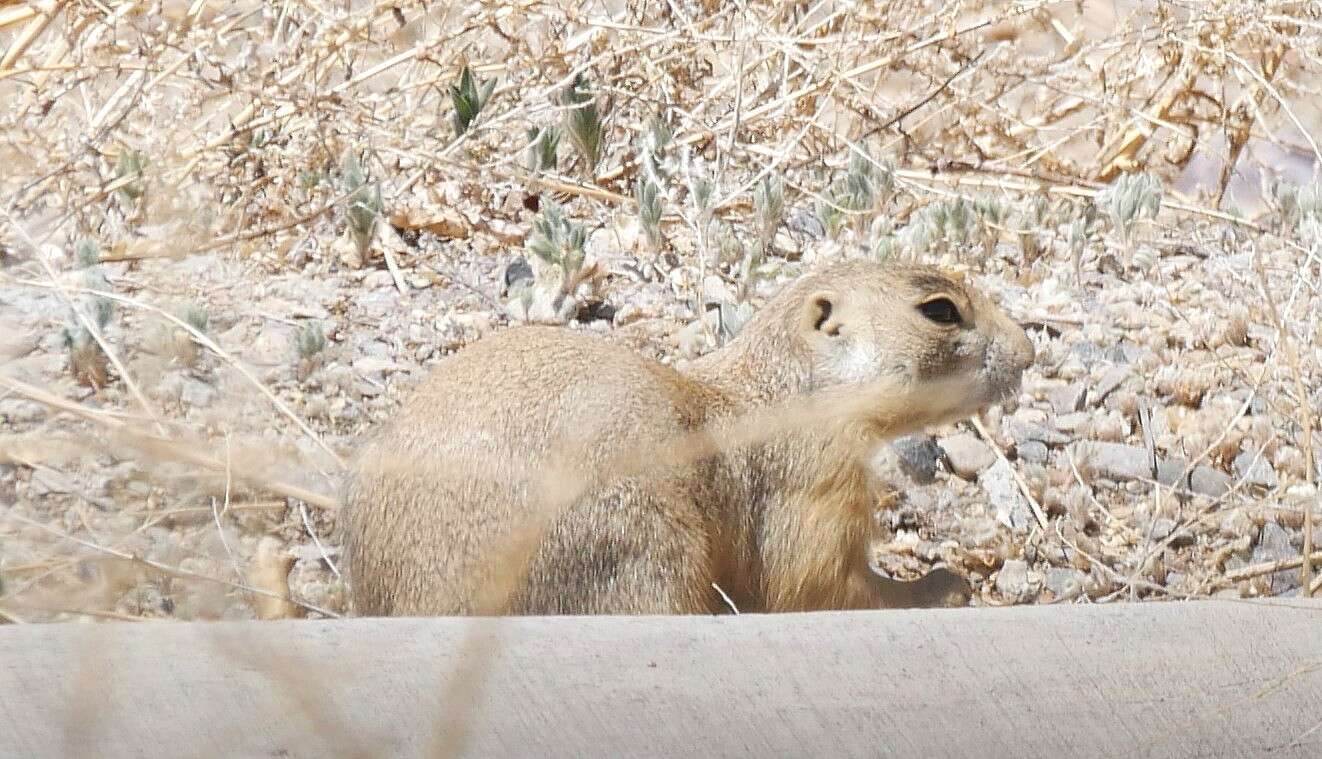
[
  {"x1": 2, "y1": 198, "x2": 1318, "y2": 621},
  {"x1": 1, "y1": 1, "x2": 1319, "y2": 622}
]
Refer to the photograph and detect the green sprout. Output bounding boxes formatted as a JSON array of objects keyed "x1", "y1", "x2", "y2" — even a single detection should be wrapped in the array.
[
  {"x1": 816, "y1": 150, "x2": 894, "y2": 237},
  {"x1": 707, "y1": 216, "x2": 743, "y2": 267},
  {"x1": 752, "y1": 174, "x2": 784, "y2": 255},
  {"x1": 449, "y1": 65, "x2": 497, "y2": 137},
  {"x1": 115, "y1": 150, "x2": 148, "y2": 205},
  {"x1": 1264, "y1": 177, "x2": 1322, "y2": 234},
  {"x1": 1097, "y1": 171, "x2": 1162, "y2": 247},
  {"x1": 639, "y1": 116, "x2": 675, "y2": 181},
  {"x1": 526, "y1": 197, "x2": 587, "y2": 277},
  {"x1": 340, "y1": 150, "x2": 381, "y2": 255},
  {"x1": 1067, "y1": 203, "x2": 1101, "y2": 280},
  {"x1": 872, "y1": 218, "x2": 900, "y2": 261},
  {"x1": 61, "y1": 294, "x2": 114, "y2": 387},
  {"x1": 296, "y1": 322, "x2": 327, "y2": 359},
  {"x1": 1017, "y1": 194, "x2": 1049, "y2": 264},
  {"x1": 909, "y1": 197, "x2": 976, "y2": 255},
  {"x1": 74, "y1": 239, "x2": 99, "y2": 268},
  {"x1": 181, "y1": 303, "x2": 209, "y2": 334},
  {"x1": 90, "y1": 296, "x2": 113, "y2": 330},
  {"x1": 526, "y1": 126, "x2": 560, "y2": 173},
  {"x1": 560, "y1": 73, "x2": 604, "y2": 173},
  {"x1": 298, "y1": 167, "x2": 328, "y2": 191},
  {"x1": 973, "y1": 198, "x2": 1008, "y2": 258},
  {"x1": 636, "y1": 173, "x2": 664, "y2": 251},
  {"x1": 687, "y1": 173, "x2": 714, "y2": 220}
]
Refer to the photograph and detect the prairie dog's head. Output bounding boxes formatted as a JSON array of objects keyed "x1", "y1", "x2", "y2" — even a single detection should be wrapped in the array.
[{"x1": 782, "y1": 259, "x2": 1034, "y2": 420}]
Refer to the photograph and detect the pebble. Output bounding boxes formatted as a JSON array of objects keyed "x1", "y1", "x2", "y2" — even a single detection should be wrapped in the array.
[
  {"x1": 995, "y1": 559, "x2": 1033, "y2": 601},
  {"x1": 1017, "y1": 440, "x2": 1050, "y2": 464},
  {"x1": 1218, "y1": 509, "x2": 1253, "y2": 538},
  {"x1": 246, "y1": 324, "x2": 296, "y2": 366},
  {"x1": 786, "y1": 209, "x2": 827, "y2": 239},
  {"x1": 981, "y1": 458, "x2": 1034, "y2": 533},
  {"x1": 1232, "y1": 448, "x2": 1279, "y2": 490},
  {"x1": 1005, "y1": 416, "x2": 1070, "y2": 447},
  {"x1": 1253, "y1": 520, "x2": 1300, "y2": 593},
  {"x1": 1104, "y1": 341, "x2": 1143, "y2": 364},
  {"x1": 0, "y1": 330, "x2": 38, "y2": 362},
  {"x1": 363, "y1": 269, "x2": 395, "y2": 290},
  {"x1": 1044, "y1": 567, "x2": 1087, "y2": 601},
  {"x1": 1073, "y1": 441, "x2": 1231, "y2": 498},
  {"x1": 29, "y1": 468, "x2": 75, "y2": 496},
  {"x1": 0, "y1": 399, "x2": 46, "y2": 424},
  {"x1": 179, "y1": 376, "x2": 218, "y2": 408},
  {"x1": 1149, "y1": 518, "x2": 1193, "y2": 547},
  {"x1": 1053, "y1": 411, "x2": 1090, "y2": 432},
  {"x1": 1049, "y1": 383, "x2": 1087, "y2": 414},
  {"x1": 1091, "y1": 366, "x2": 1131, "y2": 406},
  {"x1": 353, "y1": 356, "x2": 399, "y2": 380},
  {"x1": 889, "y1": 435, "x2": 943, "y2": 484},
  {"x1": 939, "y1": 433, "x2": 995, "y2": 479}
]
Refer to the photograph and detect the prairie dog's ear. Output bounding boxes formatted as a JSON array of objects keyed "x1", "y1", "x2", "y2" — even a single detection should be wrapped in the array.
[{"x1": 802, "y1": 290, "x2": 843, "y2": 337}]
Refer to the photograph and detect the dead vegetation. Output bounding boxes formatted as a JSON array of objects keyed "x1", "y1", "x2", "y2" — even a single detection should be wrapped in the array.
[{"x1": 0, "y1": 0, "x2": 1320, "y2": 632}]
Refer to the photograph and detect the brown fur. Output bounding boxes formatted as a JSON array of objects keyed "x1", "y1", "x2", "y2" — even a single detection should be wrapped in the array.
[{"x1": 341, "y1": 259, "x2": 1034, "y2": 616}]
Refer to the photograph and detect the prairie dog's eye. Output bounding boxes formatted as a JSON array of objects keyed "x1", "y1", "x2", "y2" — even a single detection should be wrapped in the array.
[{"x1": 917, "y1": 297, "x2": 962, "y2": 325}]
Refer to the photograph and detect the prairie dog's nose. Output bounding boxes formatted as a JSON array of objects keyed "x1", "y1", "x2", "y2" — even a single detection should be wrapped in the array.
[
  {"x1": 1009, "y1": 323, "x2": 1036, "y2": 372},
  {"x1": 984, "y1": 316, "x2": 1034, "y2": 397}
]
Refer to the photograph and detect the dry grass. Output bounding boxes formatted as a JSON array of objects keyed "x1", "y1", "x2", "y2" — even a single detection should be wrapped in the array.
[{"x1": 2, "y1": 0, "x2": 1322, "y2": 752}]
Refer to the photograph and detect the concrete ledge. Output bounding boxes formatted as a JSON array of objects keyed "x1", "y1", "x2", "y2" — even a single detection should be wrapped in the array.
[{"x1": 3, "y1": 600, "x2": 1321, "y2": 758}]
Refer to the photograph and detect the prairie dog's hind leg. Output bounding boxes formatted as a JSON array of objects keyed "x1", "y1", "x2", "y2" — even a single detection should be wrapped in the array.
[{"x1": 515, "y1": 483, "x2": 719, "y2": 615}]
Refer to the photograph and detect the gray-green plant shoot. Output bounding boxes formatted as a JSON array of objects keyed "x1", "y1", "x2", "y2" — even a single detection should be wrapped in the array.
[
  {"x1": 526, "y1": 197, "x2": 588, "y2": 280},
  {"x1": 341, "y1": 150, "x2": 382, "y2": 255},
  {"x1": 526, "y1": 126, "x2": 560, "y2": 173},
  {"x1": 74, "y1": 239, "x2": 99, "y2": 268},
  {"x1": 636, "y1": 173, "x2": 664, "y2": 251},
  {"x1": 450, "y1": 65, "x2": 497, "y2": 137},
  {"x1": 1097, "y1": 171, "x2": 1162, "y2": 247},
  {"x1": 297, "y1": 322, "x2": 327, "y2": 359},
  {"x1": 115, "y1": 150, "x2": 147, "y2": 205},
  {"x1": 560, "y1": 74, "x2": 604, "y2": 174}
]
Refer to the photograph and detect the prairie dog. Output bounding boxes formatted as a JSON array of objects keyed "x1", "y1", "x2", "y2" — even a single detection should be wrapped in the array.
[{"x1": 342, "y1": 259, "x2": 1034, "y2": 616}]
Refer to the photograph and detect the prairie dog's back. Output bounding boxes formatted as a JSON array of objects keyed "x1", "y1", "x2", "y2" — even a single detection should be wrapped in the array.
[{"x1": 341, "y1": 326, "x2": 718, "y2": 616}]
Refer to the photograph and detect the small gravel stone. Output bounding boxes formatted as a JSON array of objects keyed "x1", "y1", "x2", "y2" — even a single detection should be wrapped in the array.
[
  {"x1": 1074, "y1": 441, "x2": 1232, "y2": 497},
  {"x1": 1219, "y1": 509, "x2": 1253, "y2": 538},
  {"x1": 889, "y1": 435, "x2": 943, "y2": 484},
  {"x1": 1054, "y1": 411, "x2": 1090, "y2": 432},
  {"x1": 1017, "y1": 440, "x2": 1050, "y2": 464},
  {"x1": 995, "y1": 559, "x2": 1032, "y2": 601},
  {"x1": 1104, "y1": 341, "x2": 1143, "y2": 364},
  {"x1": 1044, "y1": 567, "x2": 1087, "y2": 601},
  {"x1": 1148, "y1": 518, "x2": 1193, "y2": 547},
  {"x1": 982, "y1": 458, "x2": 1034, "y2": 533},
  {"x1": 939, "y1": 433, "x2": 996, "y2": 479},
  {"x1": 0, "y1": 399, "x2": 46, "y2": 423},
  {"x1": 179, "y1": 376, "x2": 218, "y2": 408},
  {"x1": 247, "y1": 325, "x2": 296, "y2": 366},
  {"x1": 363, "y1": 269, "x2": 395, "y2": 289},
  {"x1": 0, "y1": 330, "x2": 38, "y2": 362},
  {"x1": 1005, "y1": 416, "x2": 1070, "y2": 447},
  {"x1": 1091, "y1": 366, "x2": 1131, "y2": 406},
  {"x1": 1049, "y1": 383, "x2": 1088, "y2": 414},
  {"x1": 1232, "y1": 448, "x2": 1278, "y2": 490},
  {"x1": 29, "y1": 468, "x2": 75, "y2": 496},
  {"x1": 503, "y1": 256, "x2": 534, "y2": 291},
  {"x1": 786, "y1": 209, "x2": 826, "y2": 239},
  {"x1": 1253, "y1": 520, "x2": 1300, "y2": 593}
]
